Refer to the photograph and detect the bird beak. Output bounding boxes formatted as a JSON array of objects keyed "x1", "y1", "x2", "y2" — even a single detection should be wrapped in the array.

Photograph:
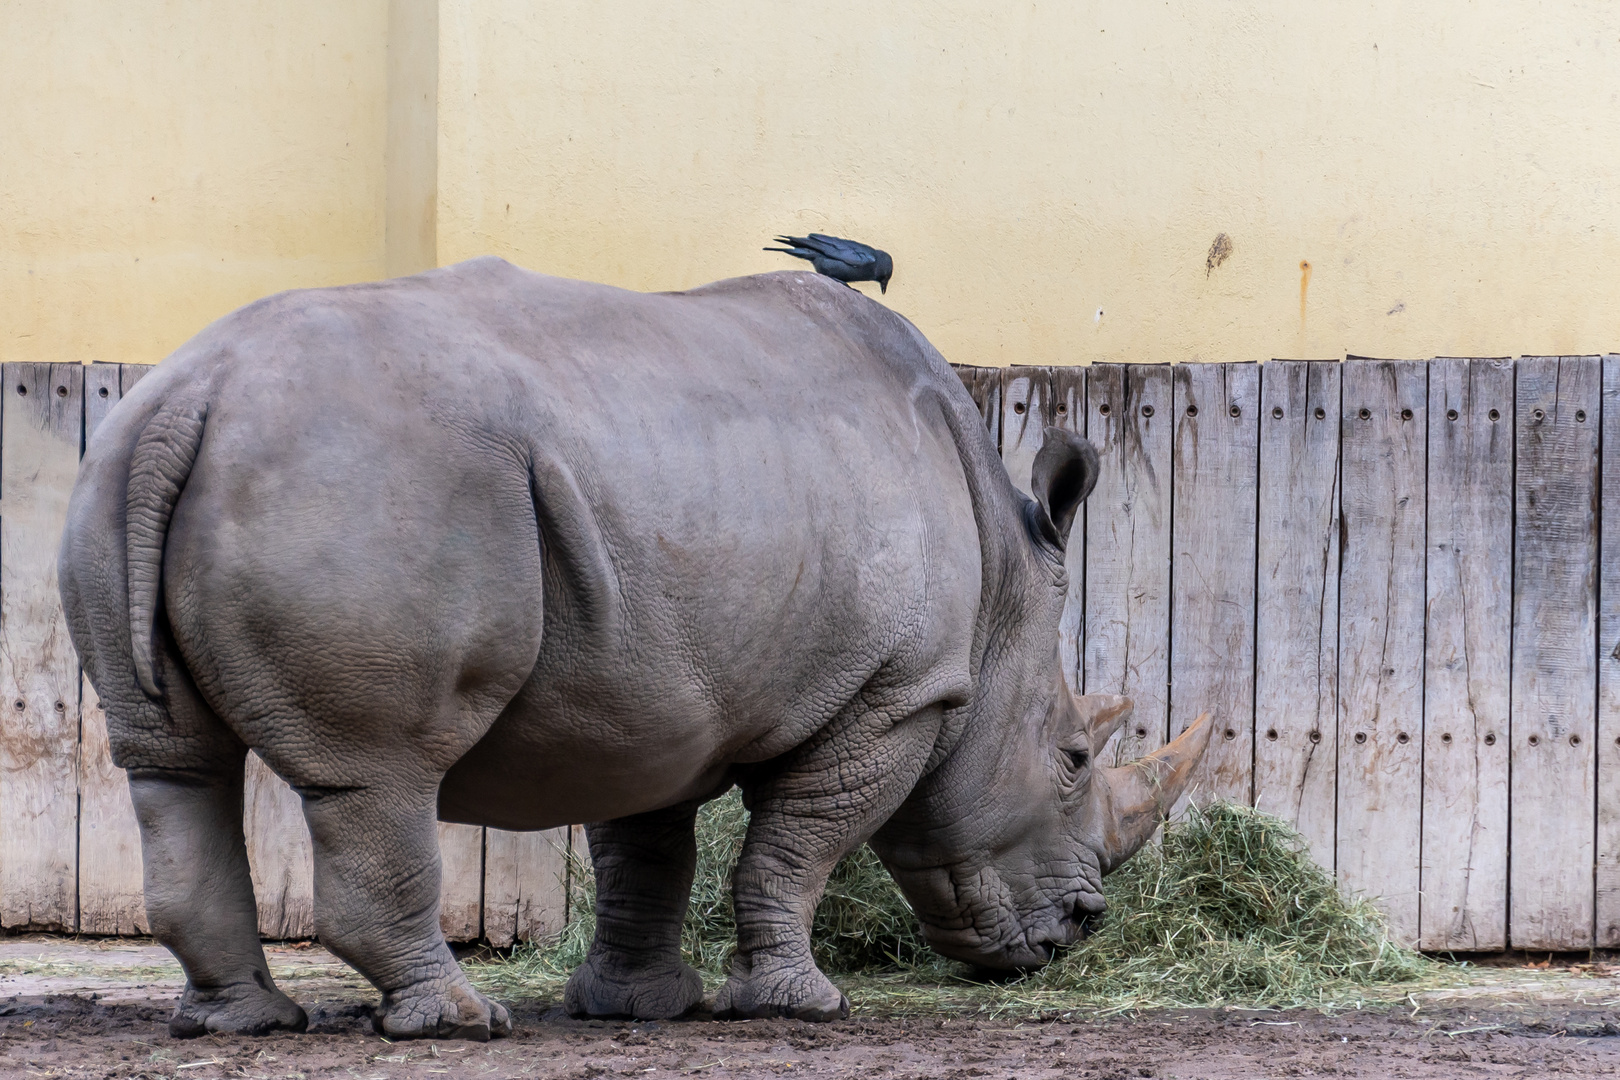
[{"x1": 880, "y1": 279, "x2": 889, "y2": 295}]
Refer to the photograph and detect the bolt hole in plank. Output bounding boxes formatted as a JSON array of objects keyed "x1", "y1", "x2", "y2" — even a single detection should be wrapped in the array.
[
  {"x1": 1422, "y1": 357, "x2": 1511, "y2": 950},
  {"x1": 1513, "y1": 355, "x2": 1600, "y2": 950},
  {"x1": 1338, "y1": 358, "x2": 1426, "y2": 946}
]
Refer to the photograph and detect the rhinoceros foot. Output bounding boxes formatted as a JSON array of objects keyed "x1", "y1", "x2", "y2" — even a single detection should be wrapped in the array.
[
  {"x1": 712, "y1": 961, "x2": 849, "y2": 1022},
  {"x1": 372, "y1": 976, "x2": 511, "y2": 1041},
  {"x1": 564, "y1": 953, "x2": 704, "y2": 1020},
  {"x1": 169, "y1": 980, "x2": 308, "y2": 1038}
]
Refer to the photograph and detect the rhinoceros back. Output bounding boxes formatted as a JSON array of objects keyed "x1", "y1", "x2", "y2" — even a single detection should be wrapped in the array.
[{"x1": 62, "y1": 259, "x2": 995, "y2": 823}]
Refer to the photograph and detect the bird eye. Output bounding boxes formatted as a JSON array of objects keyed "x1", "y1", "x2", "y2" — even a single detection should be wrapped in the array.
[{"x1": 1063, "y1": 748, "x2": 1089, "y2": 772}]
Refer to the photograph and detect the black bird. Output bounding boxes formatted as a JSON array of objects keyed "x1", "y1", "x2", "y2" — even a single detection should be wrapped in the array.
[{"x1": 764, "y1": 233, "x2": 893, "y2": 293}]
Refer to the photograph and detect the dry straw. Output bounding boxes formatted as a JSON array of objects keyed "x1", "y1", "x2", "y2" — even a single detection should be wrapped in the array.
[{"x1": 472, "y1": 795, "x2": 1430, "y2": 1013}]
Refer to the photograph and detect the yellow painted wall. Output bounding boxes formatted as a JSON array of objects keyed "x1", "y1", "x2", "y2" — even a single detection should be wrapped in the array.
[
  {"x1": 437, "y1": 0, "x2": 1620, "y2": 365},
  {"x1": 0, "y1": 1, "x2": 389, "y2": 365},
  {"x1": 6, "y1": 2, "x2": 1620, "y2": 366}
]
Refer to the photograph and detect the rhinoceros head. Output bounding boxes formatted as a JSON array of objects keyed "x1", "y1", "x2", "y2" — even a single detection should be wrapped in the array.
[{"x1": 871, "y1": 426, "x2": 1213, "y2": 970}]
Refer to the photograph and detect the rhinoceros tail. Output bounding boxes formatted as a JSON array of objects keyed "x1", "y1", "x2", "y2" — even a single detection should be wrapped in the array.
[{"x1": 125, "y1": 398, "x2": 208, "y2": 700}]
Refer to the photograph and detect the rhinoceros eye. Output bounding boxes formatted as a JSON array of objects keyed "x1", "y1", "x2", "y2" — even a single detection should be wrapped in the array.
[{"x1": 1063, "y1": 748, "x2": 1089, "y2": 772}]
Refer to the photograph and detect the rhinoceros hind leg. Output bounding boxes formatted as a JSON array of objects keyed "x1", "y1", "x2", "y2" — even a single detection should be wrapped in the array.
[
  {"x1": 714, "y1": 699, "x2": 944, "y2": 1022},
  {"x1": 301, "y1": 781, "x2": 510, "y2": 1041},
  {"x1": 127, "y1": 767, "x2": 308, "y2": 1038},
  {"x1": 565, "y1": 801, "x2": 704, "y2": 1020}
]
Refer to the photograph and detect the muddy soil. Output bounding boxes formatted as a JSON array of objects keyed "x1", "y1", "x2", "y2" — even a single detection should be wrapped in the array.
[{"x1": 2, "y1": 940, "x2": 1618, "y2": 1079}]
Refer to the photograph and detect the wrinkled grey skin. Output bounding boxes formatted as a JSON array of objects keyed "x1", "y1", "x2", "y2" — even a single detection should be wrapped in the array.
[{"x1": 59, "y1": 259, "x2": 1211, "y2": 1041}]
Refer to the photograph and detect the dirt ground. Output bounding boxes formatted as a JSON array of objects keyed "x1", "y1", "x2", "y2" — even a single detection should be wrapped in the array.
[{"x1": 2, "y1": 938, "x2": 1618, "y2": 1079}]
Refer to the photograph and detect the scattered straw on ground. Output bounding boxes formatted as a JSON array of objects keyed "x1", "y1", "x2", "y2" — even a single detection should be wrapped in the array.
[{"x1": 469, "y1": 795, "x2": 1453, "y2": 1015}]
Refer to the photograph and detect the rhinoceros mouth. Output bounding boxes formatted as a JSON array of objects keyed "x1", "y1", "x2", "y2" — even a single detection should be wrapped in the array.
[{"x1": 919, "y1": 889, "x2": 1100, "y2": 971}]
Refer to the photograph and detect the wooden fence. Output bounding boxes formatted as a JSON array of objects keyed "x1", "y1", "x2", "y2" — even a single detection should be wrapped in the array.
[
  {"x1": 0, "y1": 362, "x2": 569, "y2": 945},
  {"x1": 2, "y1": 356, "x2": 1617, "y2": 952},
  {"x1": 955, "y1": 356, "x2": 1620, "y2": 953}
]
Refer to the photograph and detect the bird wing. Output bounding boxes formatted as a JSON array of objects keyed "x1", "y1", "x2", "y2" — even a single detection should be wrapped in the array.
[{"x1": 806, "y1": 233, "x2": 877, "y2": 267}]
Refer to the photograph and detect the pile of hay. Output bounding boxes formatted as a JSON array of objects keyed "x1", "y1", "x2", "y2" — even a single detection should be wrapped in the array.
[
  {"x1": 485, "y1": 792, "x2": 1426, "y2": 1010},
  {"x1": 1035, "y1": 801, "x2": 1428, "y2": 1007}
]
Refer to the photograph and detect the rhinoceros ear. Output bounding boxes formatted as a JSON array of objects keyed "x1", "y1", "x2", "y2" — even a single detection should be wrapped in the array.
[
  {"x1": 1029, "y1": 427, "x2": 1100, "y2": 551},
  {"x1": 1071, "y1": 693, "x2": 1133, "y2": 750}
]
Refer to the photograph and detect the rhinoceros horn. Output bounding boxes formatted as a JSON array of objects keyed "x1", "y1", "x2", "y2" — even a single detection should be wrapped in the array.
[{"x1": 1094, "y1": 712, "x2": 1214, "y2": 873}]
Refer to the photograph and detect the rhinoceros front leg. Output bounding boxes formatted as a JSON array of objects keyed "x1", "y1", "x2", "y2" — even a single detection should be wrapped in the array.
[
  {"x1": 128, "y1": 765, "x2": 308, "y2": 1037},
  {"x1": 716, "y1": 701, "x2": 943, "y2": 1021},
  {"x1": 300, "y1": 779, "x2": 511, "y2": 1041},
  {"x1": 564, "y1": 801, "x2": 704, "y2": 1019}
]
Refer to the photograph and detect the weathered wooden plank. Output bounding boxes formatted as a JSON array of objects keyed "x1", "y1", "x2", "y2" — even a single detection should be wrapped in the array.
[
  {"x1": 244, "y1": 753, "x2": 315, "y2": 939},
  {"x1": 1169, "y1": 362, "x2": 1259, "y2": 808},
  {"x1": 78, "y1": 674, "x2": 148, "y2": 934},
  {"x1": 76, "y1": 365, "x2": 148, "y2": 935},
  {"x1": 0, "y1": 363, "x2": 85, "y2": 929},
  {"x1": 1601, "y1": 354, "x2": 1620, "y2": 948},
  {"x1": 438, "y1": 823, "x2": 485, "y2": 941},
  {"x1": 998, "y1": 367, "x2": 1055, "y2": 496},
  {"x1": 952, "y1": 364, "x2": 1003, "y2": 441},
  {"x1": 120, "y1": 363, "x2": 153, "y2": 392},
  {"x1": 1253, "y1": 360, "x2": 1341, "y2": 871},
  {"x1": 1512, "y1": 355, "x2": 1600, "y2": 950},
  {"x1": 484, "y1": 828, "x2": 570, "y2": 947},
  {"x1": 1083, "y1": 364, "x2": 1173, "y2": 763},
  {"x1": 1051, "y1": 367, "x2": 1086, "y2": 694},
  {"x1": 1335, "y1": 359, "x2": 1426, "y2": 945},
  {"x1": 1421, "y1": 357, "x2": 1513, "y2": 951}
]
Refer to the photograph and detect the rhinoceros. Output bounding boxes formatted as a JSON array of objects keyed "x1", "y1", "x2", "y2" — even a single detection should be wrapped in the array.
[{"x1": 59, "y1": 258, "x2": 1211, "y2": 1041}]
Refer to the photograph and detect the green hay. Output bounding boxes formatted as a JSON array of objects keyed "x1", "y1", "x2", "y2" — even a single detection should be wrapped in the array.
[
  {"x1": 1028, "y1": 801, "x2": 1429, "y2": 1008},
  {"x1": 471, "y1": 793, "x2": 1430, "y2": 1012}
]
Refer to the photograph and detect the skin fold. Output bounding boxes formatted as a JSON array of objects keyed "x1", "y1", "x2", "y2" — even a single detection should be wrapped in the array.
[{"x1": 59, "y1": 260, "x2": 1210, "y2": 1039}]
